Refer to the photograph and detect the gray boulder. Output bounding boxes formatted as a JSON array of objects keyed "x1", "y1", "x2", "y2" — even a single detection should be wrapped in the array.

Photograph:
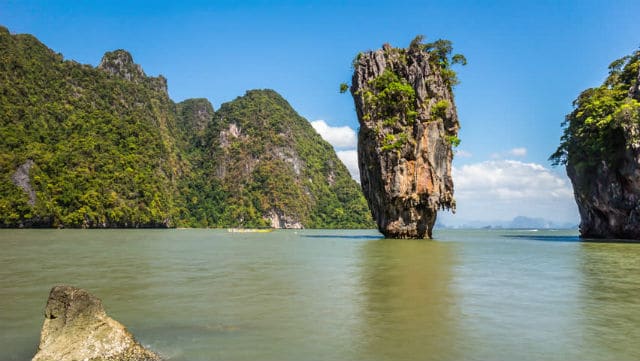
[{"x1": 32, "y1": 285, "x2": 162, "y2": 361}]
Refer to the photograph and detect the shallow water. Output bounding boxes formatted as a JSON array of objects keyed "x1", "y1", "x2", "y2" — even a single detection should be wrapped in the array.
[{"x1": 1, "y1": 229, "x2": 639, "y2": 361}]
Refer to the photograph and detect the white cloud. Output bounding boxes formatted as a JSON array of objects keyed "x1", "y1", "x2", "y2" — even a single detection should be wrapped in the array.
[
  {"x1": 336, "y1": 150, "x2": 360, "y2": 182},
  {"x1": 508, "y1": 147, "x2": 527, "y2": 157},
  {"x1": 310, "y1": 120, "x2": 357, "y2": 149},
  {"x1": 311, "y1": 120, "x2": 360, "y2": 181},
  {"x1": 439, "y1": 160, "x2": 578, "y2": 224}
]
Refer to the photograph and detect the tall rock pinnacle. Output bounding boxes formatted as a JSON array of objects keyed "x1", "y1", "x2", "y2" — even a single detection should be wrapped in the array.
[{"x1": 350, "y1": 37, "x2": 463, "y2": 238}]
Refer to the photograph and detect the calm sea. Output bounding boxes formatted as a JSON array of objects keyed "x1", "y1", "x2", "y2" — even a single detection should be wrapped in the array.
[{"x1": 1, "y1": 229, "x2": 639, "y2": 361}]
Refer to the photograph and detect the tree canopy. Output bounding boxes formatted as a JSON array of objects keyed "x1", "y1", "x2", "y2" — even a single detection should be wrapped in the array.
[{"x1": 550, "y1": 50, "x2": 640, "y2": 168}]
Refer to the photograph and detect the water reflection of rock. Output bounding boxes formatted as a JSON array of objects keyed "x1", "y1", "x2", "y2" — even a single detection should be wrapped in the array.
[
  {"x1": 578, "y1": 243, "x2": 640, "y2": 360},
  {"x1": 357, "y1": 239, "x2": 462, "y2": 361}
]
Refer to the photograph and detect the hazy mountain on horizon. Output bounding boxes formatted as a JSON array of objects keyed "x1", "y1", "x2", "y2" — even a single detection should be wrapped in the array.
[{"x1": 436, "y1": 215, "x2": 578, "y2": 230}]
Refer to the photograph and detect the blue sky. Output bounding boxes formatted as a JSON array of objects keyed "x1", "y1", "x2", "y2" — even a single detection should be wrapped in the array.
[{"x1": 2, "y1": 0, "x2": 639, "y2": 225}]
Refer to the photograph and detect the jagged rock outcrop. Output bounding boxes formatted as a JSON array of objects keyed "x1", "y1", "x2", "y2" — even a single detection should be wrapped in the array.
[
  {"x1": 552, "y1": 50, "x2": 640, "y2": 239},
  {"x1": 98, "y1": 49, "x2": 168, "y2": 94},
  {"x1": 267, "y1": 209, "x2": 303, "y2": 229},
  {"x1": 11, "y1": 159, "x2": 36, "y2": 206},
  {"x1": 350, "y1": 38, "x2": 462, "y2": 238},
  {"x1": 32, "y1": 285, "x2": 162, "y2": 361}
]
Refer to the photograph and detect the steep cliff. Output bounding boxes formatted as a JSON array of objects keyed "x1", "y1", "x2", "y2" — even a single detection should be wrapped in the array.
[
  {"x1": 350, "y1": 37, "x2": 464, "y2": 238},
  {"x1": 551, "y1": 50, "x2": 640, "y2": 239},
  {"x1": 0, "y1": 26, "x2": 186, "y2": 227},
  {"x1": 205, "y1": 90, "x2": 374, "y2": 228},
  {"x1": 0, "y1": 26, "x2": 373, "y2": 228}
]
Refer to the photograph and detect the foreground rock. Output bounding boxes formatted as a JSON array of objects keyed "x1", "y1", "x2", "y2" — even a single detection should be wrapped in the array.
[
  {"x1": 350, "y1": 37, "x2": 463, "y2": 238},
  {"x1": 32, "y1": 285, "x2": 162, "y2": 361},
  {"x1": 552, "y1": 50, "x2": 640, "y2": 239}
]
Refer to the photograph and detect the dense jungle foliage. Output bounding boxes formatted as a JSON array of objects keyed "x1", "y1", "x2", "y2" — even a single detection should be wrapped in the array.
[
  {"x1": 0, "y1": 26, "x2": 374, "y2": 228},
  {"x1": 550, "y1": 50, "x2": 640, "y2": 168},
  {"x1": 206, "y1": 90, "x2": 373, "y2": 228}
]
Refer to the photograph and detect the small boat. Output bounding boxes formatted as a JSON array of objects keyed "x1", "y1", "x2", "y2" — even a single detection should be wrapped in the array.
[{"x1": 227, "y1": 228, "x2": 273, "y2": 233}]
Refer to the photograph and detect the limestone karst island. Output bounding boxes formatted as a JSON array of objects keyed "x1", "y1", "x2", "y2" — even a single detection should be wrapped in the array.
[
  {"x1": 349, "y1": 37, "x2": 463, "y2": 239},
  {"x1": 551, "y1": 49, "x2": 640, "y2": 240},
  {"x1": 0, "y1": 26, "x2": 373, "y2": 230}
]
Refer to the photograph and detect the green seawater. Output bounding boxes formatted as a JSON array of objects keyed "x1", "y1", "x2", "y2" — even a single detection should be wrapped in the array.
[{"x1": 1, "y1": 229, "x2": 640, "y2": 361}]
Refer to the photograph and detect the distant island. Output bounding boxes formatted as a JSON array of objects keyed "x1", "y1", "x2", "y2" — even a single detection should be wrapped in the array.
[
  {"x1": 0, "y1": 26, "x2": 374, "y2": 229},
  {"x1": 436, "y1": 216, "x2": 577, "y2": 230}
]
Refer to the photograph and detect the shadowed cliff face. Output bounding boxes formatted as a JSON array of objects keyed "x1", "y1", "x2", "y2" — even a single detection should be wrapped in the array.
[
  {"x1": 351, "y1": 41, "x2": 460, "y2": 238},
  {"x1": 567, "y1": 66, "x2": 640, "y2": 239}
]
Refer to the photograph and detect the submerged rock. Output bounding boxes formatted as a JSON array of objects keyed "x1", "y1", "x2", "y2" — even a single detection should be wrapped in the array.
[
  {"x1": 32, "y1": 285, "x2": 162, "y2": 361},
  {"x1": 350, "y1": 38, "x2": 462, "y2": 238}
]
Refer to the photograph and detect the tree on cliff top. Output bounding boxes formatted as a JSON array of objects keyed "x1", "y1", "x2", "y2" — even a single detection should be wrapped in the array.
[{"x1": 550, "y1": 49, "x2": 640, "y2": 168}]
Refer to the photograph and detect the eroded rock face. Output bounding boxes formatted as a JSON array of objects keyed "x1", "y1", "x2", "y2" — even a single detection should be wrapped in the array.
[
  {"x1": 32, "y1": 285, "x2": 162, "y2": 361},
  {"x1": 267, "y1": 209, "x2": 303, "y2": 229},
  {"x1": 351, "y1": 41, "x2": 459, "y2": 238},
  {"x1": 567, "y1": 66, "x2": 640, "y2": 239},
  {"x1": 11, "y1": 159, "x2": 36, "y2": 206},
  {"x1": 98, "y1": 50, "x2": 146, "y2": 81},
  {"x1": 98, "y1": 50, "x2": 168, "y2": 94}
]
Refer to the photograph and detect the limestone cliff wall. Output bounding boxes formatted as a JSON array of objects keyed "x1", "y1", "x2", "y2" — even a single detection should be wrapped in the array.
[
  {"x1": 351, "y1": 41, "x2": 459, "y2": 238},
  {"x1": 566, "y1": 65, "x2": 640, "y2": 239}
]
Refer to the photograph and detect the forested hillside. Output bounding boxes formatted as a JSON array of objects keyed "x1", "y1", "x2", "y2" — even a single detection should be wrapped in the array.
[{"x1": 0, "y1": 26, "x2": 373, "y2": 228}]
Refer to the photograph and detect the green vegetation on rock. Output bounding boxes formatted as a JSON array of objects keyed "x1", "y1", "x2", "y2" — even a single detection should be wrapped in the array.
[
  {"x1": 349, "y1": 36, "x2": 462, "y2": 238},
  {"x1": 550, "y1": 49, "x2": 640, "y2": 239},
  {"x1": 0, "y1": 26, "x2": 185, "y2": 227},
  {"x1": 351, "y1": 36, "x2": 465, "y2": 155},
  {"x1": 550, "y1": 49, "x2": 640, "y2": 168},
  {"x1": 363, "y1": 69, "x2": 418, "y2": 127},
  {"x1": 0, "y1": 26, "x2": 374, "y2": 229},
  {"x1": 206, "y1": 90, "x2": 374, "y2": 228}
]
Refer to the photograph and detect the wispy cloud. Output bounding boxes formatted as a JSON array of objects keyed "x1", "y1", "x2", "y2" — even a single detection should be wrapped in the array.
[
  {"x1": 508, "y1": 147, "x2": 527, "y2": 157},
  {"x1": 310, "y1": 120, "x2": 357, "y2": 149},
  {"x1": 491, "y1": 147, "x2": 527, "y2": 159},
  {"x1": 440, "y1": 160, "x2": 578, "y2": 224},
  {"x1": 455, "y1": 149, "x2": 473, "y2": 158}
]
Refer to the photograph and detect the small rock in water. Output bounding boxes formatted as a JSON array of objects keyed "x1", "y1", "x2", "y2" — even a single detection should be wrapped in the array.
[{"x1": 32, "y1": 285, "x2": 162, "y2": 361}]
